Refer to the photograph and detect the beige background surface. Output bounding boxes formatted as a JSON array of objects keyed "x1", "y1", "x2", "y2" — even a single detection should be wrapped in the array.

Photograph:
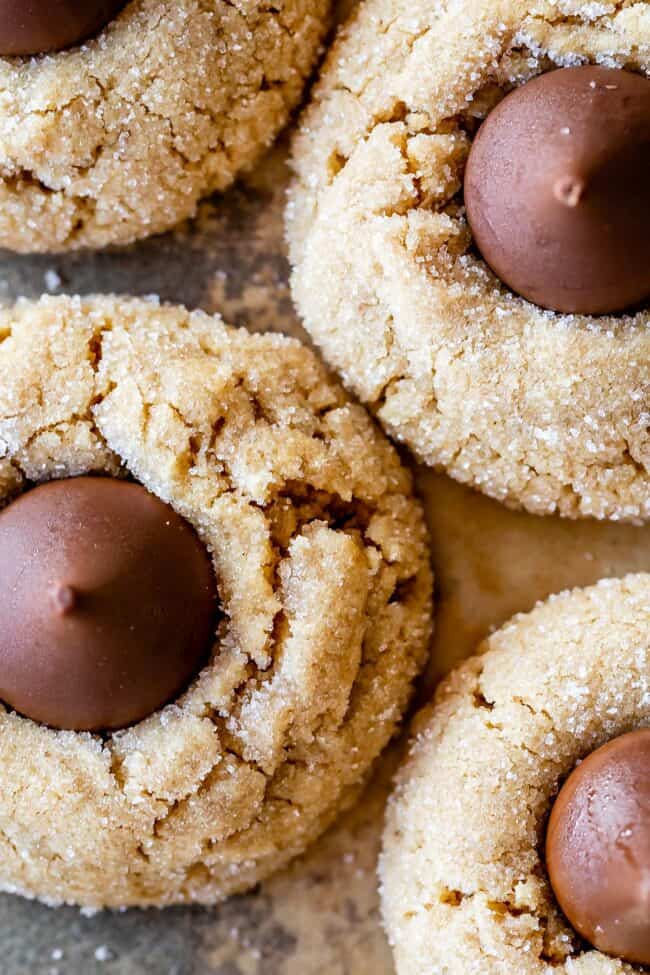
[{"x1": 0, "y1": 140, "x2": 648, "y2": 975}]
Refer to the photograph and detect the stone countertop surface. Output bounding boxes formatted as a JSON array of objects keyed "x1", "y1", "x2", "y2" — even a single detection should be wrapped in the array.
[{"x1": 0, "y1": 143, "x2": 648, "y2": 975}]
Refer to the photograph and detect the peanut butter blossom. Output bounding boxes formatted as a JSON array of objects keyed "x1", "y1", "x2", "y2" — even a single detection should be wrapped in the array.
[
  {"x1": 465, "y1": 66, "x2": 650, "y2": 315},
  {"x1": 546, "y1": 729, "x2": 650, "y2": 964},
  {"x1": 0, "y1": 477, "x2": 217, "y2": 732},
  {"x1": 0, "y1": 0, "x2": 126, "y2": 56}
]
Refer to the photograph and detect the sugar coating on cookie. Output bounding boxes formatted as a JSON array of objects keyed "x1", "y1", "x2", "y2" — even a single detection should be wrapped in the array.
[
  {"x1": 0, "y1": 0, "x2": 330, "y2": 251},
  {"x1": 0, "y1": 295, "x2": 432, "y2": 908},
  {"x1": 380, "y1": 574, "x2": 650, "y2": 975},
  {"x1": 288, "y1": 0, "x2": 650, "y2": 522}
]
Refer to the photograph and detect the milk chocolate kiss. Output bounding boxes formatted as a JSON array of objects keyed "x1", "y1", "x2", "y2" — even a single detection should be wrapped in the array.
[
  {"x1": 546, "y1": 730, "x2": 650, "y2": 964},
  {"x1": 465, "y1": 66, "x2": 650, "y2": 315},
  {"x1": 0, "y1": 0, "x2": 126, "y2": 56},
  {"x1": 0, "y1": 477, "x2": 217, "y2": 732}
]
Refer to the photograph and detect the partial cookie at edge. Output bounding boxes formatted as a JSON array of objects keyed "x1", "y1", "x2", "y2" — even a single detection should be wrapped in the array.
[
  {"x1": 0, "y1": 0, "x2": 330, "y2": 251},
  {"x1": 380, "y1": 573, "x2": 650, "y2": 975}
]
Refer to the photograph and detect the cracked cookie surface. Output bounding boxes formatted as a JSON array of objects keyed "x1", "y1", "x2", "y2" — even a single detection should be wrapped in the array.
[
  {"x1": 380, "y1": 573, "x2": 650, "y2": 975},
  {"x1": 287, "y1": 0, "x2": 650, "y2": 522},
  {"x1": 0, "y1": 0, "x2": 330, "y2": 252},
  {"x1": 0, "y1": 295, "x2": 432, "y2": 908}
]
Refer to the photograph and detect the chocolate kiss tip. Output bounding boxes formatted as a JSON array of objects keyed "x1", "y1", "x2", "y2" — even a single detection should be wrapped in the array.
[
  {"x1": 554, "y1": 175, "x2": 585, "y2": 207},
  {"x1": 49, "y1": 584, "x2": 77, "y2": 616}
]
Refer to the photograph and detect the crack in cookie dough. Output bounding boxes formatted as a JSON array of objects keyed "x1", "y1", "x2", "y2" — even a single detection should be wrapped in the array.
[
  {"x1": 0, "y1": 0, "x2": 331, "y2": 252},
  {"x1": 288, "y1": 0, "x2": 650, "y2": 522},
  {"x1": 381, "y1": 574, "x2": 650, "y2": 974},
  {"x1": 0, "y1": 295, "x2": 432, "y2": 908}
]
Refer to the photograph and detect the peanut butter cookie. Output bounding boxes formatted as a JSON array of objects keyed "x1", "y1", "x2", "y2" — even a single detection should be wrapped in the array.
[
  {"x1": 0, "y1": 295, "x2": 432, "y2": 908},
  {"x1": 288, "y1": 0, "x2": 650, "y2": 521}
]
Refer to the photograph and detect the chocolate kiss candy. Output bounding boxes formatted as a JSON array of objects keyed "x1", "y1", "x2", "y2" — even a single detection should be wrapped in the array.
[
  {"x1": 465, "y1": 66, "x2": 650, "y2": 315},
  {"x1": 547, "y1": 729, "x2": 650, "y2": 964},
  {"x1": 0, "y1": 0, "x2": 126, "y2": 57},
  {"x1": 0, "y1": 477, "x2": 217, "y2": 731}
]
